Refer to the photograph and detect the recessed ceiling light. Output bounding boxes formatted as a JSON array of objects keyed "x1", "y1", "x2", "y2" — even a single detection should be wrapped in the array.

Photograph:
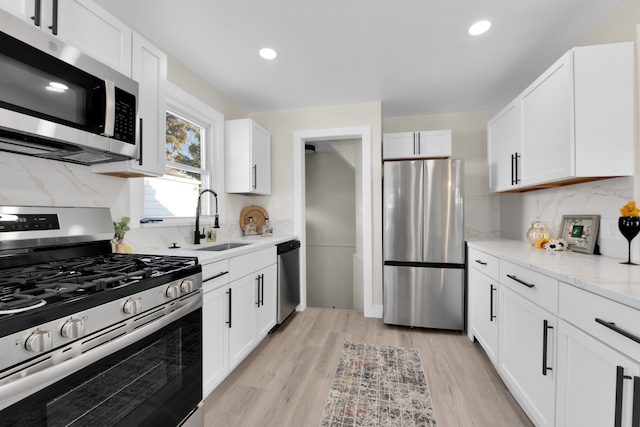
[
  {"x1": 468, "y1": 20, "x2": 492, "y2": 36},
  {"x1": 259, "y1": 48, "x2": 277, "y2": 60}
]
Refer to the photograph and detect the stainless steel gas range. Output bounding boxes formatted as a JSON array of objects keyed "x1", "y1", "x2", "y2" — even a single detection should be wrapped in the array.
[{"x1": 0, "y1": 206, "x2": 203, "y2": 427}]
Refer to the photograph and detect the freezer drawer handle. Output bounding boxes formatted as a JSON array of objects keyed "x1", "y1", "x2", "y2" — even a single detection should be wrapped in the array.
[
  {"x1": 506, "y1": 274, "x2": 534, "y2": 288},
  {"x1": 475, "y1": 259, "x2": 488, "y2": 266},
  {"x1": 596, "y1": 318, "x2": 640, "y2": 345},
  {"x1": 542, "y1": 319, "x2": 553, "y2": 376}
]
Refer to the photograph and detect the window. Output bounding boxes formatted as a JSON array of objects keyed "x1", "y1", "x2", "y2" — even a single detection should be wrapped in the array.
[{"x1": 143, "y1": 83, "x2": 223, "y2": 220}]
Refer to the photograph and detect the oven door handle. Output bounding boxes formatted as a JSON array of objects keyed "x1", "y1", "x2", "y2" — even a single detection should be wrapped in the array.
[{"x1": 0, "y1": 296, "x2": 200, "y2": 411}]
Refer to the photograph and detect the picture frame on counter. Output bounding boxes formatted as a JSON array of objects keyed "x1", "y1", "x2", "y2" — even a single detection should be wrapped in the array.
[{"x1": 559, "y1": 214, "x2": 600, "y2": 254}]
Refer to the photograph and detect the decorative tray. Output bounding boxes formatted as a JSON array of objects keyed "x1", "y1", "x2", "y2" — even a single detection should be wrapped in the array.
[{"x1": 239, "y1": 205, "x2": 268, "y2": 234}]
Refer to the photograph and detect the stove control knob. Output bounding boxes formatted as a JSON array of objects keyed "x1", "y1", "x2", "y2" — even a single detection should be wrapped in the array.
[
  {"x1": 180, "y1": 279, "x2": 194, "y2": 294},
  {"x1": 166, "y1": 283, "x2": 181, "y2": 299},
  {"x1": 61, "y1": 319, "x2": 85, "y2": 339},
  {"x1": 25, "y1": 330, "x2": 53, "y2": 353},
  {"x1": 123, "y1": 298, "x2": 142, "y2": 315}
]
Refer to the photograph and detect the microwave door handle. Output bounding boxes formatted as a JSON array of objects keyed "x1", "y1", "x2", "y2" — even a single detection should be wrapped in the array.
[{"x1": 102, "y1": 80, "x2": 116, "y2": 137}]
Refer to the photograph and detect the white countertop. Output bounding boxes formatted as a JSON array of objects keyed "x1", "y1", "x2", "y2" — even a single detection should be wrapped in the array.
[
  {"x1": 468, "y1": 238, "x2": 640, "y2": 311},
  {"x1": 141, "y1": 234, "x2": 298, "y2": 265}
]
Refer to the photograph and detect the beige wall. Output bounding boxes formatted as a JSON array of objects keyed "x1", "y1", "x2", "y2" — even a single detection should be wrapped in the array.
[{"x1": 577, "y1": 0, "x2": 640, "y2": 46}]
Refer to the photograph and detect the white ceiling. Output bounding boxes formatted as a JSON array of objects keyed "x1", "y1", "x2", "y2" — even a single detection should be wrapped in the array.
[{"x1": 98, "y1": 0, "x2": 623, "y2": 117}]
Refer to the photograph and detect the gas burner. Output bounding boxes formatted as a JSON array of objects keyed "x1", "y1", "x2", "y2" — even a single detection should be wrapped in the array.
[{"x1": 0, "y1": 293, "x2": 46, "y2": 315}]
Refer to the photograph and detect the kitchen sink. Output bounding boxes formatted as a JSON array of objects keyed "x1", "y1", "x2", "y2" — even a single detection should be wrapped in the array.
[{"x1": 195, "y1": 242, "x2": 252, "y2": 252}]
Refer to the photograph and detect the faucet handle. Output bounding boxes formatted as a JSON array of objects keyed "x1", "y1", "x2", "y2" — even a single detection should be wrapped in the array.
[{"x1": 199, "y1": 227, "x2": 206, "y2": 238}]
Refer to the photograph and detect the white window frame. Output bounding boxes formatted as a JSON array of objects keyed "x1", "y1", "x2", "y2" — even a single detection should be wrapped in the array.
[{"x1": 138, "y1": 82, "x2": 224, "y2": 227}]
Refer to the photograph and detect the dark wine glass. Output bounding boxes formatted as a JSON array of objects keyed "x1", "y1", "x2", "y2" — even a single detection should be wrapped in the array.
[{"x1": 618, "y1": 216, "x2": 640, "y2": 265}]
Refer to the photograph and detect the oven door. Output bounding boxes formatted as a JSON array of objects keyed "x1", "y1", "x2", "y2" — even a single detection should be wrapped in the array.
[{"x1": 0, "y1": 302, "x2": 202, "y2": 427}]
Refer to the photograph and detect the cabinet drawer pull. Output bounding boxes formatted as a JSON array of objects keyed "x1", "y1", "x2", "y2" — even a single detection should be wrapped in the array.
[
  {"x1": 542, "y1": 319, "x2": 553, "y2": 376},
  {"x1": 510, "y1": 153, "x2": 516, "y2": 185},
  {"x1": 596, "y1": 318, "x2": 640, "y2": 345},
  {"x1": 203, "y1": 271, "x2": 229, "y2": 282},
  {"x1": 489, "y1": 284, "x2": 496, "y2": 322},
  {"x1": 506, "y1": 274, "x2": 535, "y2": 288},
  {"x1": 475, "y1": 259, "x2": 488, "y2": 266},
  {"x1": 252, "y1": 164, "x2": 257, "y2": 189},
  {"x1": 633, "y1": 376, "x2": 640, "y2": 427}
]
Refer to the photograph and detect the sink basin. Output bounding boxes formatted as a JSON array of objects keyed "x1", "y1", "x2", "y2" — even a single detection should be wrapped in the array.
[{"x1": 195, "y1": 242, "x2": 252, "y2": 252}]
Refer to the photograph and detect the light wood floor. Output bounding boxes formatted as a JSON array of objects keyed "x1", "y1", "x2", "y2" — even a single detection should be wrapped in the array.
[{"x1": 203, "y1": 307, "x2": 533, "y2": 427}]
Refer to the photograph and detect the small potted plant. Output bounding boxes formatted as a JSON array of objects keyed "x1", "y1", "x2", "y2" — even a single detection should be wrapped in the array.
[{"x1": 113, "y1": 216, "x2": 131, "y2": 253}]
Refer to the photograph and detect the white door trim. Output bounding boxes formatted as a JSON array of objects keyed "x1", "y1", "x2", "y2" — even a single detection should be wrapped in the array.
[{"x1": 293, "y1": 126, "x2": 374, "y2": 317}]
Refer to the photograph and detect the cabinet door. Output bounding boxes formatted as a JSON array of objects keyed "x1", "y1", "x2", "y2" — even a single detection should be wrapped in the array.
[
  {"x1": 92, "y1": 33, "x2": 167, "y2": 177},
  {"x1": 468, "y1": 267, "x2": 498, "y2": 366},
  {"x1": 229, "y1": 274, "x2": 257, "y2": 369},
  {"x1": 382, "y1": 132, "x2": 417, "y2": 160},
  {"x1": 225, "y1": 119, "x2": 271, "y2": 195},
  {"x1": 0, "y1": 0, "x2": 35, "y2": 23},
  {"x1": 499, "y1": 286, "x2": 556, "y2": 427},
  {"x1": 487, "y1": 101, "x2": 520, "y2": 193},
  {"x1": 556, "y1": 320, "x2": 640, "y2": 427},
  {"x1": 417, "y1": 130, "x2": 451, "y2": 158},
  {"x1": 251, "y1": 121, "x2": 271, "y2": 194},
  {"x1": 255, "y1": 264, "x2": 277, "y2": 338},
  {"x1": 55, "y1": 0, "x2": 132, "y2": 76},
  {"x1": 520, "y1": 51, "x2": 574, "y2": 187},
  {"x1": 203, "y1": 285, "x2": 230, "y2": 397}
]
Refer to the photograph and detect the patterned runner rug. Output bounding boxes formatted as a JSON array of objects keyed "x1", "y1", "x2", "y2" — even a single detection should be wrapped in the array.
[{"x1": 319, "y1": 340, "x2": 437, "y2": 426}]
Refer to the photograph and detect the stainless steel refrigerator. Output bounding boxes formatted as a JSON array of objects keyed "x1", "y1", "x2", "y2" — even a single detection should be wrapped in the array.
[{"x1": 383, "y1": 158, "x2": 465, "y2": 330}]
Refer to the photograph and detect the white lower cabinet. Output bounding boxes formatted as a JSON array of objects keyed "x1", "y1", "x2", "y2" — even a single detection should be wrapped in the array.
[
  {"x1": 467, "y1": 251, "x2": 499, "y2": 366},
  {"x1": 556, "y1": 320, "x2": 640, "y2": 427},
  {"x1": 201, "y1": 246, "x2": 277, "y2": 397},
  {"x1": 203, "y1": 282, "x2": 230, "y2": 396},
  {"x1": 499, "y1": 286, "x2": 556, "y2": 427}
]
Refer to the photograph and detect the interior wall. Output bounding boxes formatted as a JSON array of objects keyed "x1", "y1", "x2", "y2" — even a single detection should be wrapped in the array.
[{"x1": 305, "y1": 151, "x2": 356, "y2": 309}]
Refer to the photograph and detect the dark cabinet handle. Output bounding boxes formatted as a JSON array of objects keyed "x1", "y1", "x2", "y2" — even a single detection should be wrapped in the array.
[
  {"x1": 413, "y1": 132, "x2": 417, "y2": 155},
  {"x1": 31, "y1": 0, "x2": 41, "y2": 26},
  {"x1": 542, "y1": 319, "x2": 553, "y2": 376},
  {"x1": 596, "y1": 318, "x2": 640, "y2": 345},
  {"x1": 203, "y1": 271, "x2": 229, "y2": 282},
  {"x1": 48, "y1": 0, "x2": 58, "y2": 34},
  {"x1": 506, "y1": 274, "x2": 535, "y2": 288},
  {"x1": 417, "y1": 132, "x2": 421, "y2": 155},
  {"x1": 260, "y1": 274, "x2": 264, "y2": 306},
  {"x1": 514, "y1": 152, "x2": 520, "y2": 184},
  {"x1": 475, "y1": 259, "x2": 488, "y2": 266},
  {"x1": 226, "y1": 288, "x2": 232, "y2": 328},
  {"x1": 615, "y1": 366, "x2": 626, "y2": 427},
  {"x1": 138, "y1": 117, "x2": 143, "y2": 165},
  {"x1": 510, "y1": 153, "x2": 515, "y2": 185},
  {"x1": 490, "y1": 284, "x2": 496, "y2": 322},
  {"x1": 256, "y1": 275, "x2": 262, "y2": 307}
]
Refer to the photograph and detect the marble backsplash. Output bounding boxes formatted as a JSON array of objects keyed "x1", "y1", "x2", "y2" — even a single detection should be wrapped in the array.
[{"x1": 499, "y1": 176, "x2": 639, "y2": 262}]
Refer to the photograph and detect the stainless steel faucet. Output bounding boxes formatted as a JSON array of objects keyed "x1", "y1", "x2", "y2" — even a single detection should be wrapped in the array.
[{"x1": 194, "y1": 189, "x2": 220, "y2": 244}]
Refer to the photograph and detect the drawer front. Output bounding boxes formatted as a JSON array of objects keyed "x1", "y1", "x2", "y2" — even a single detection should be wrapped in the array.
[
  {"x1": 202, "y1": 259, "x2": 230, "y2": 292},
  {"x1": 500, "y1": 260, "x2": 558, "y2": 314},
  {"x1": 560, "y1": 282, "x2": 640, "y2": 363},
  {"x1": 229, "y1": 246, "x2": 277, "y2": 282},
  {"x1": 468, "y1": 247, "x2": 499, "y2": 280}
]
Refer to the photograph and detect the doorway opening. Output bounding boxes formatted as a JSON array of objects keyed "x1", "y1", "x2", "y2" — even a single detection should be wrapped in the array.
[
  {"x1": 292, "y1": 127, "x2": 374, "y2": 317},
  {"x1": 305, "y1": 139, "x2": 358, "y2": 310}
]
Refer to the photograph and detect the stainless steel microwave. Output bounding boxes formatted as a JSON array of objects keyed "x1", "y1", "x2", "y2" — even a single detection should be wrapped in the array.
[{"x1": 0, "y1": 9, "x2": 139, "y2": 165}]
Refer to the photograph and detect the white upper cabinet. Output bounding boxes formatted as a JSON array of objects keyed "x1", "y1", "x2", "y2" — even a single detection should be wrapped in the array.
[
  {"x1": 383, "y1": 130, "x2": 452, "y2": 160},
  {"x1": 487, "y1": 100, "x2": 520, "y2": 193},
  {"x1": 92, "y1": 33, "x2": 168, "y2": 177},
  {"x1": 487, "y1": 41, "x2": 635, "y2": 193},
  {"x1": 0, "y1": 0, "x2": 132, "y2": 76},
  {"x1": 225, "y1": 119, "x2": 272, "y2": 195}
]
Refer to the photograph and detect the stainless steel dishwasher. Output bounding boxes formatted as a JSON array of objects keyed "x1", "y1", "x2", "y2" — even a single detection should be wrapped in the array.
[{"x1": 276, "y1": 239, "x2": 301, "y2": 325}]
